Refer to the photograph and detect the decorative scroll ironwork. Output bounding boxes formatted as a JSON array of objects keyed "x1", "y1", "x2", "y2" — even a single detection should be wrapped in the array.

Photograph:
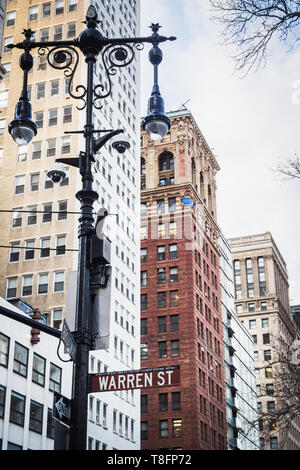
[
  {"x1": 38, "y1": 46, "x2": 87, "y2": 110},
  {"x1": 93, "y1": 42, "x2": 144, "y2": 109}
]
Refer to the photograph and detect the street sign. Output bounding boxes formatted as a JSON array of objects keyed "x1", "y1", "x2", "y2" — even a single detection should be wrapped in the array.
[
  {"x1": 53, "y1": 392, "x2": 72, "y2": 427},
  {"x1": 60, "y1": 319, "x2": 77, "y2": 361},
  {"x1": 90, "y1": 366, "x2": 180, "y2": 393}
]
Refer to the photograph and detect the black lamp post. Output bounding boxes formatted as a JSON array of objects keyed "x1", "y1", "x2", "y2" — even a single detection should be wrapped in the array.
[{"x1": 8, "y1": 5, "x2": 176, "y2": 450}]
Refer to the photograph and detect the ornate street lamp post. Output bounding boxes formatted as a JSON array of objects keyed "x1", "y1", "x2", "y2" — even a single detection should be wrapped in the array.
[{"x1": 8, "y1": 5, "x2": 176, "y2": 450}]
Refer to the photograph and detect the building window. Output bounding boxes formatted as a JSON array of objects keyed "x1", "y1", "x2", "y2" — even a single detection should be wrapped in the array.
[
  {"x1": 61, "y1": 136, "x2": 71, "y2": 154},
  {"x1": 32, "y1": 353, "x2": 46, "y2": 387},
  {"x1": 40, "y1": 237, "x2": 50, "y2": 258},
  {"x1": 10, "y1": 391, "x2": 25, "y2": 426},
  {"x1": 141, "y1": 248, "x2": 147, "y2": 262},
  {"x1": 14, "y1": 175, "x2": 25, "y2": 194},
  {"x1": 157, "y1": 245, "x2": 166, "y2": 260},
  {"x1": 248, "y1": 303, "x2": 255, "y2": 312},
  {"x1": 38, "y1": 273, "x2": 49, "y2": 294},
  {"x1": 6, "y1": 11, "x2": 16, "y2": 27},
  {"x1": 3, "y1": 37, "x2": 13, "y2": 53},
  {"x1": 0, "y1": 333, "x2": 10, "y2": 367},
  {"x1": 40, "y1": 28, "x2": 50, "y2": 42},
  {"x1": 141, "y1": 421, "x2": 148, "y2": 440},
  {"x1": 49, "y1": 363, "x2": 62, "y2": 393},
  {"x1": 159, "y1": 393, "x2": 168, "y2": 411},
  {"x1": 159, "y1": 341, "x2": 167, "y2": 358},
  {"x1": 169, "y1": 243, "x2": 178, "y2": 259},
  {"x1": 265, "y1": 367, "x2": 273, "y2": 378},
  {"x1": 266, "y1": 384, "x2": 274, "y2": 395},
  {"x1": 262, "y1": 318, "x2": 269, "y2": 328},
  {"x1": 6, "y1": 277, "x2": 17, "y2": 299},
  {"x1": 13, "y1": 343, "x2": 28, "y2": 377},
  {"x1": 157, "y1": 199, "x2": 165, "y2": 214},
  {"x1": 67, "y1": 22, "x2": 76, "y2": 38},
  {"x1": 261, "y1": 302, "x2": 267, "y2": 311},
  {"x1": 12, "y1": 208, "x2": 22, "y2": 228},
  {"x1": 141, "y1": 270, "x2": 147, "y2": 286},
  {"x1": 34, "y1": 111, "x2": 44, "y2": 128},
  {"x1": 29, "y1": 400, "x2": 43, "y2": 434},
  {"x1": 9, "y1": 241, "x2": 20, "y2": 262},
  {"x1": 0, "y1": 90, "x2": 8, "y2": 108},
  {"x1": 170, "y1": 314, "x2": 179, "y2": 331},
  {"x1": 47, "y1": 408, "x2": 55, "y2": 439},
  {"x1": 263, "y1": 333, "x2": 270, "y2": 344},
  {"x1": 158, "y1": 316, "x2": 167, "y2": 333},
  {"x1": 30, "y1": 173, "x2": 39, "y2": 192},
  {"x1": 172, "y1": 418, "x2": 182, "y2": 438},
  {"x1": 141, "y1": 395, "x2": 148, "y2": 413},
  {"x1": 47, "y1": 138, "x2": 56, "y2": 157},
  {"x1": 56, "y1": 235, "x2": 66, "y2": 255},
  {"x1": 157, "y1": 292, "x2": 166, "y2": 308},
  {"x1": 42, "y1": 2, "x2": 51, "y2": 17},
  {"x1": 68, "y1": 0, "x2": 77, "y2": 12},
  {"x1": 42, "y1": 203, "x2": 52, "y2": 223},
  {"x1": 48, "y1": 108, "x2": 58, "y2": 126},
  {"x1": 32, "y1": 141, "x2": 42, "y2": 160},
  {"x1": 141, "y1": 293, "x2": 147, "y2": 310},
  {"x1": 172, "y1": 392, "x2": 181, "y2": 410},
  {"x1": 158, "y1": 223, "x2": 165, "y2": 238},
  {"x1": 141, "y1": 343, "x2": 148, "y2": 360},
  {"x1": 140, "y1": 318, "x2": 147, "y2": 335},
  {"x1": 52, "y1": 308, "x2": 63, "y2": 329},
  {"x1": 22, "y1": 274, "x2": 33, "y2": 296},
  {"x1": 170, "y1": 266, "x2": 178, "y2": 283},
  {"x1": 171, "y1": 340, "x2": 180, "y2": 357},
  {"x1": 258, "y1": 257, "x2": 267, "y2": 296},
  {"x1": 63, "y1": 106, "x2": 72, "y2": 123},
  {"x1": 50, "y1": 80, "x2": 59, "y2": 97},
  {"x1": 249, "y1": 319, "x2": 256, "y2": 329},
  {"x1": 157, "y1": 267, "x2": 166, "y2": 284},
  {"x1": 54, "y1": 271, "x2": 64, "y2": 292},
  {"x1": 0, "y1": 385, "x2": 6, "y2": 419},
  {"x1": 170, "y1": 290, "x2": 179, "y2": 307},
  {"x1": 58, "y1": 200, "x2": 68, "y2": 220},
  {"x1": 53, "y1": 25, "x2": 63, "y2": 41},
  {"x1": 270, "y1": 437, "x2": 278, "y2": 449},
  {"x1": 159, "y1": 419, "x2": 168, "y2": 439},
  {"x1": 29, "y1": 6, "x2": 38, "y2": 21},
  {"x1": 55, "y1": 0, "x2": 64, "y2": 15},
  {"x1": 36, "y1": 82, "x2": 46, "y2": 100}
]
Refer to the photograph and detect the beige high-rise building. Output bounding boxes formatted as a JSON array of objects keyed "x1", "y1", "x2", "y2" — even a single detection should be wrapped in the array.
[
  {"x1": 0, "y1": 0, "x2": 142, "y2": 450},
  {"x1": 228, "y1": 232, "x2": 300, "y2": 450}
]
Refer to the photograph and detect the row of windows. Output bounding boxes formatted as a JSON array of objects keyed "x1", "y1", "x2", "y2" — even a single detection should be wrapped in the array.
[
  {"x1": 0, "y1": 333, "x2": 62, "y2": 391},
  {"x1": 141, "y1": 220, "x2": 177, "y2": 240},
  {"x1": 141, "y1": 266, "x2": 178, "y2": 286},
  {"x1": 9, "y1": 234, "x2": 67, "y2": 262},
  {"x1": 113, "y1": 335, "x2": 135, "y2": 368},
  {"x1": 141, "y1": 290, "x2": 179, "y2": 310},
  {"x1": 11, "y1": 202, "x2": 68, "y2": 229},
  {"x1": 141, "y1": 418, "x2": 182, "y2": 440},
  {"x1": 199, "y1": 367, "x2": 224, "y2": 404},
  {"x1": 141, "y1": 315, "x2": 179, "y2": 335},
  {"x1": 6, "y1": 271, "x2": 65, "y2": 299},
  {"x1": 236, "y1": 301, "x2": 268, "y2": 313},
  {"x1": 140, "y1": 340, "x2": 180, "y2": 360},
  {"x1": 0, "y1": 386, "x2": 55, "y2": 439},
  {"x1": 5, "y1": 0, "x2": 77, "y2": 28},
  {"x1": 141, "y1": 244, "x2": 178, "y2": 262},
  {"x1": 252, "y1": 332, "x2": 270, "y2": 345},
  {"x1": 14, "y1": 172, "x2": 68, "y2": 195},
  {"x1": 112, "y1": 409, "x2": 135, "y2": 442},
  {"x1": 248, "y1": 317, "x2": 269, "y2": 329},
  {"x1": 141, "y1": 392, "x2": 181, "y2": 413},
  {"x1": 197, "y1": 318, "x2": 221, "y2": 352},
  {"x1": 114, "y1": 305, "x2": 136, "y2": 338},
  {"x1": 140, "y1": 198, "x2": 177, "y2": 217}
]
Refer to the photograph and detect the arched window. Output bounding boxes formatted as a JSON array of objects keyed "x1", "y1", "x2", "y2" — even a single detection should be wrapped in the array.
[
  {"x1": 141, "y1": 157, "x2": 146, "y2": 175},
  {"x1": 158, "y1": 152, "x2": 174, "y2": 171},
  {"x1": 158, "y1": 152, "x2": 174, "y2": 187}
]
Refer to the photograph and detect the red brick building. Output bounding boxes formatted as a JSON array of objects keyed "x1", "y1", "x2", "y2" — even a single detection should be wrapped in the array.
[{"x1": 140, "y1": 109, "x2": 227, "y2": 450}]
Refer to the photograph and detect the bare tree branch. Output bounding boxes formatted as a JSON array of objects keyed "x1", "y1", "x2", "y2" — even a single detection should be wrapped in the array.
[{"x1": 208, "y1": 0, "x2": 300, "y2": 74}]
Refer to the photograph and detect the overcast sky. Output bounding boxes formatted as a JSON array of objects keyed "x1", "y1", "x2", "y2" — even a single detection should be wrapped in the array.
[{"x1": 140, "y1": 0, "x2": 300, "y2": 305}]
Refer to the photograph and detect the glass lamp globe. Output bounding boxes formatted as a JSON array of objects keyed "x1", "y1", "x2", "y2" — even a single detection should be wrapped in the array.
[
  {"x1": 10, "y1": 122, "x2": 36, "y2": 146},
  {"x1": 144, "y1": 118, "x2": 169, "y2": 141}
]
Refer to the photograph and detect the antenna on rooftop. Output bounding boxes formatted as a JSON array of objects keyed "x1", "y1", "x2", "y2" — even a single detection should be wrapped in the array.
[{"x1": 179, "y1": 99, "x2": 190, "y2": 110}]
